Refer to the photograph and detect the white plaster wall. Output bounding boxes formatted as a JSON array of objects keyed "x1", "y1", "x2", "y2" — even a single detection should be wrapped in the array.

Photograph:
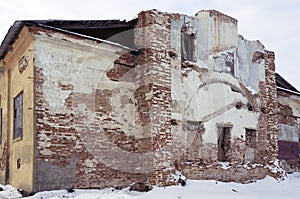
[
  {"x1": 194, "y1": 13, "x2": 210, "y2": 66},
  {"x1": 195, "y1": 11, "x2": 238, "y2": 54},
  {"x1": 278, "y1": 124, "x2": 299, "y2": 142},
  {"x1": 209, "y1": 15, "x2": 238, "y2": 52},
  {"x1": 237, "y1": 36, "x2": 265, "y2": 92},
  {"x1": 203, "y1": 108, "x2": 258, "y2": 143},
  {"x1": 182, "y1": 70, "x2": 247, "y2": 119}
]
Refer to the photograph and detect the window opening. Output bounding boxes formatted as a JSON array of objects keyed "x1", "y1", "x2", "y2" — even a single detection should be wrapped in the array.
[{"x1": 181, "y1": 23, "x2": 195, "y2": 62}]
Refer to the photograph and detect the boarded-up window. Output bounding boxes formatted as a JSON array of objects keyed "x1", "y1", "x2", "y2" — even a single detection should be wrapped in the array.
[
  {"x1": 245, "y1": 129, "x2": 256, "y2": 162},
  {"x1": 14, "y1": 91, "x2": 23, "y2": 139}
]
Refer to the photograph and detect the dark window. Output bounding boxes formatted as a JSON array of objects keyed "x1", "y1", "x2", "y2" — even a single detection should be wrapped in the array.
[
  {"x1": 0, "y1": 108, "x2": 2, "y2": 144},
  {"x1": 181, "y1": 24, "x2": 195, "y2": 62},
  {"x1": 14, "y1": 92, "x2": 23, "y2": 139}
]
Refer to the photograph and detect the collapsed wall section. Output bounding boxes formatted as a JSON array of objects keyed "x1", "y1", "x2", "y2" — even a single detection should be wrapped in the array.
[{"x1": 168, "y1": 10, "x2": 280, "y2": 182}]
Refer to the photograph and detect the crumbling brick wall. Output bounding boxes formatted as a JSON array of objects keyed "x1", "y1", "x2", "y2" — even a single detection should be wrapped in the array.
[
  {"x1": 34, "y1": 66, "x2": 151, "y2": 192},
  {"x1": 256, "y1": 51, "x2": 278, "y2": 163},
  {"x1": 134, "y1": 10, "x2": 179, "y2": 186}
]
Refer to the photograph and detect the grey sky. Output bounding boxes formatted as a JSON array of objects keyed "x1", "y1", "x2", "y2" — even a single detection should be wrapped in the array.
[{"x1": 1, "y1": 0, "x2": 299, "y2": 89}]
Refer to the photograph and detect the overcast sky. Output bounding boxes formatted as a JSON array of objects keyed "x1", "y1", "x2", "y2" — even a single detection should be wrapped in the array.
[{"x1": 1, "y1": 0, "x2": 299, "y2": 89}]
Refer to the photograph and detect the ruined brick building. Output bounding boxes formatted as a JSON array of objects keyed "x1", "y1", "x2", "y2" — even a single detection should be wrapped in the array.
[{"x1": 0, "y1": 9, "x2": 299, "y2": 193}]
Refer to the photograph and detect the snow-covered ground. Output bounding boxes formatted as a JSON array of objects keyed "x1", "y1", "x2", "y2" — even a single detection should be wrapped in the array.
[{"x1": 1, "y1": 173, "x2": 299, "y2": 199}]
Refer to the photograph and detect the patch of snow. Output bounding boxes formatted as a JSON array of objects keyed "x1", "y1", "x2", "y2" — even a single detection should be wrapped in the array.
[
  {"x1": 265, "y1": 160, "x2": 285, "y2": 175},
  {"x1": 0, "y1": 185, "x2": 22, "y2": 199},
  {"x1": 218, "y1": 162, "x2": 231, "y2": 170},
  {"x1": 243, "y1": 162, "x2": 251, "y2": 170},
  {"x1": 26, "y1": 188, "x2": 142, "y2": 199},
  {"x1": 183, "y1": 60, "x2": 197, "y2": 66},
  {"x1": 181, "y1": 67, "x2": 192, "y2": 75},
  {"x1": 251, "y1": 163, "x2": 263, "y2": 167},
  {"x1": 245, "y1": 85, "x2": 258, "y2": 94},
  {"x1": 1, "y1": 172, "x2": 299, "y2": 199}
]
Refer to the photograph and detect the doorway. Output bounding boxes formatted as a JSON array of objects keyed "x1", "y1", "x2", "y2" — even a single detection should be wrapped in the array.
[{"x1": 217, "y1": 125, "x2": 232, "y2": 161}]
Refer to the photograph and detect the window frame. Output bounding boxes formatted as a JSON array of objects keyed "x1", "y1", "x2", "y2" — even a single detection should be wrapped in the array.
[{"x1": 13, "y1": 91, "x2": 23, "y2": 140}]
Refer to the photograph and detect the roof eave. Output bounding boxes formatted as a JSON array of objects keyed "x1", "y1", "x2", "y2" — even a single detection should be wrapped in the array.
[{"x1": 0, "y1": 21, "x2": 25, "y2": 59}]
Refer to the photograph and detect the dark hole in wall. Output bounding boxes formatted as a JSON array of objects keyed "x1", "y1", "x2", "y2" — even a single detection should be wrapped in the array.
[
  {"x1": 224, "y1": 51, "x2": 234, "y2": 75},
  {"x1": 231, "y1": 87, "x2": 239, "y2": 93},
  {"x1": 261, "y1": 107, "x2": 267, "y2": 114},
  {"x1": 168, "y1": 50, "x2": 177, "y2": 59},
  {"x1": 17, "y1": 159, "x2": 21, "y2": 169},
  {"x1": 235, "y1": 102, "x2": 243, "y2": 109},
  {"x1": 247, "y1": 103, "x2": 253, "y2": 111},
  {"x1": 170, "y1": 119, "x2": 177, "y2": 125},
  {"x1": 252, "y1": 51, "x2": 264, "y2": 64}
]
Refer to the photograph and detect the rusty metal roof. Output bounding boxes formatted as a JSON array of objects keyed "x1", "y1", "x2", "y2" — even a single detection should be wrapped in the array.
[{"x1": 0, "y1": 19, "x2": 137, "y2": 59}]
